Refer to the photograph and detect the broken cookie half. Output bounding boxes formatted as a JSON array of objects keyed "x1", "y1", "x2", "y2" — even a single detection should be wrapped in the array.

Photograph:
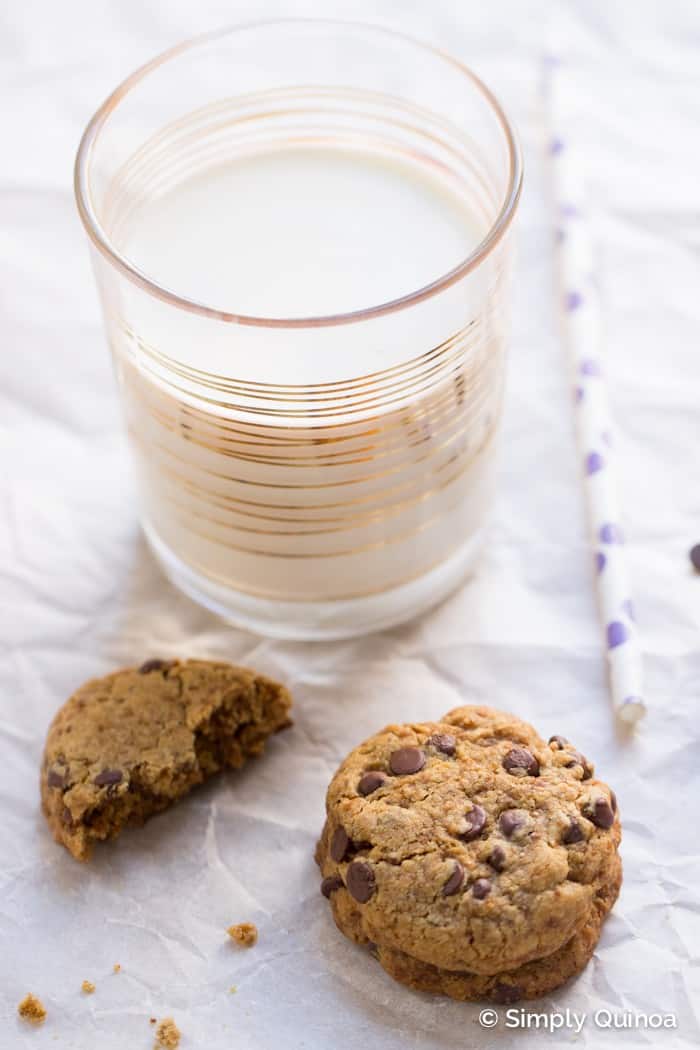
[{"x1": 41, "y1": 658, "x2": 292, "y2": 861}]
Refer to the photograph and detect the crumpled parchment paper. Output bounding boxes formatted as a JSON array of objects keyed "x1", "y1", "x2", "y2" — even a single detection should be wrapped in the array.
[{"x1": 1, "y1": 2, "x2": 699, "y2": 1048}]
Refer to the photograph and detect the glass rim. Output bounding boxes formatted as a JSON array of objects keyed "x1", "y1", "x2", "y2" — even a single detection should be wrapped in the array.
[{"x1": 74, "y1": 17, "x2": 523, "y2": 330}]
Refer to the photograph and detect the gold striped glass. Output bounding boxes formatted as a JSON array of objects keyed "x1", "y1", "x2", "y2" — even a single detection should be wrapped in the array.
[{"x1": 75, "y1": 20, "x2": 522, "y2": 639}]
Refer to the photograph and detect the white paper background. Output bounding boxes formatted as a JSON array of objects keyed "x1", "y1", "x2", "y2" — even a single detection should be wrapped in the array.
[{"x1": 1, "y1": 2, "x2": 699, "y2": 1048}]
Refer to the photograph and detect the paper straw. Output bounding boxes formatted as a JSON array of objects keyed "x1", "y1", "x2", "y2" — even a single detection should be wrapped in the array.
[{"x1": 545, "y1": 61, "x2": 646, "y2": 726}]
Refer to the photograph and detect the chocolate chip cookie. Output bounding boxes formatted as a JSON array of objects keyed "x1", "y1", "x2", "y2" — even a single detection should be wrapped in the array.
[
  {"x1": 42, "y1": 659, "x2": 292, "y2": 861},
  {"x1": 316, "y1": 705, "x2": 621, "y2": 1001}
]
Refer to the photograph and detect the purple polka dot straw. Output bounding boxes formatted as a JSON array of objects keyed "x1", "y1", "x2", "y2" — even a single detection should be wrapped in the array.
[{"x1": 546, "y1": 59, "x2": 645, "y2": 725}]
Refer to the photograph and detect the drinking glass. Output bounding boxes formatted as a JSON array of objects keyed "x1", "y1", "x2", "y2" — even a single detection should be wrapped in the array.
[{"x1": 75, "y1": 19, "x2": 522, "y2": 639}]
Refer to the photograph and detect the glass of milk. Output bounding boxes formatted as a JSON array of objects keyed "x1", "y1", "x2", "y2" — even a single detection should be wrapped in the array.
[{"x1": 75, "y1": 20, "x2": 522, "y2": 639}]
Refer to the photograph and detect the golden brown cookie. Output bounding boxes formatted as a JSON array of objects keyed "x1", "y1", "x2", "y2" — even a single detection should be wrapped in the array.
[
  {"x1": 316, "y1": 705, "x2": 621, "y2": 999},
  {"x1": 41, "y1": 658, "x2": 292, "y2": 861},
  {"x1": 355, "y1": 855, "x2": 620, "y2": 1002}
]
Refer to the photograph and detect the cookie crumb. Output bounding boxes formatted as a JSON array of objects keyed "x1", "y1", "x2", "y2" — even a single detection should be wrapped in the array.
[
  {"x1": 18, "y1": 993, "x2": 47, "y2": 1025},
  {"x1": 81, "y1": 980, "x2": 95, "y2": 994},
  {"x1": 229, "y1": 985, "x2": 237, "y2": 994},
  {"x1": 227, "y1": 922, "x2": 258, "y2": 947},
  {"x1": 113, "y1": 963, "x2": 121, "y2": 973},
  {"x1": 154, "y1": 1017, "x2": 181, "y2": 1048}
]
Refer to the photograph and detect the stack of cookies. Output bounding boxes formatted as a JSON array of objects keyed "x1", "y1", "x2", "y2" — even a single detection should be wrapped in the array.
[{"x1": 316, "y1": 705, "x2": 621, "y2": 1002}]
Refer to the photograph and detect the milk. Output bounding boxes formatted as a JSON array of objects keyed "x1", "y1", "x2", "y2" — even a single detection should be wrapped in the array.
[
  {"x1": 109, "y1": 144, "x2": 506, "y2": 635},
  {"x1": 123, "y1": 145, "x2": 479, "y2": 328}
]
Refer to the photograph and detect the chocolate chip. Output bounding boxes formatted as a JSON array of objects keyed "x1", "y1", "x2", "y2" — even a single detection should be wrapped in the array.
[
  {"x1": 358, "y1": 771, "x2": 388, "y2": 796},
  {"x1": 610, "y1": 790, "x2": 618, "y2": 813},
  {"x1": 93, "y1": 769, "x2": 123, "y2": 787},
  {"x1": 442, "y1": 860, "x2": 464, "y2": 897},
  {"x1": 499, "y1": 809, "x2": 526, "y2": 838},
  {"x1": 61, "y1": 806, "x2": 72, "y2": 826},
  {"x1": 462, "y1": 804, "x2": 487, "y2": 841},
  {"x1": 502, "y1": 747, "x2": 540, "y2": 777},
  {"x1": 320, "y1": 876, "x2": 343, "y2": 898},
  {"x1": 585, "y1": 797, "x2": 615, "y2": 829},
  {"x1": 330, "y1": 826, "x2": 350, "y2": 862},
  {"x1": 138, "y1": 659, "x2": 174, "y2": 674},
  {"x1": 427, "y1": 734, "x2": 456, "y2": 756},
  {"x1": 690, "y1": 545, "x2": 700, "y2": 572},
  {"x1": 487, "y1": 845, "x2": 506, "y2": 872},
  {"x1": 564, "y1": 750, "x2": 593, "y2": 779},
  {"x1": 346, "y1": 860, "x2": 376, "y2": 903},
  {"x1": 493, "y1": 983, "x2": 522, "y2": 1004},
  {"x1": 562, "y1": 819, "x2": 585, "y2": 844},
  {"x1": 548, "y1": 734, "x2": 569, "y2": 749},
  {"x1": 472, "y1": 878, "x2": 492, "y2": 900},
  {"x1": 47, "y1": 769, "x2": 66, "y2": 789},
  {"x1": 389, "y1": 747, "x2": 426, "y2": 776},
  {"x1": 352, "y1": 840, "x2": 373, "y2": 852}
]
